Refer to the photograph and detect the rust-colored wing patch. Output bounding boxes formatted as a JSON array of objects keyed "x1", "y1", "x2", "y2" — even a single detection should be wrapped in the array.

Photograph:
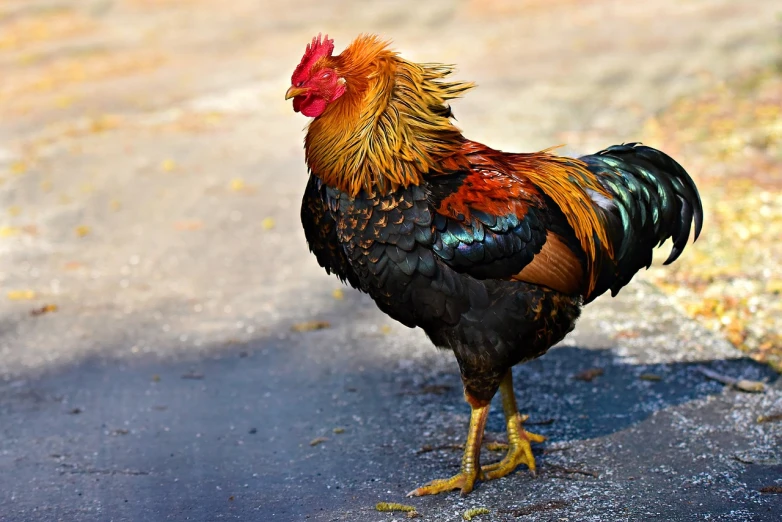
[
  {"x1": 512, "y1": 233, "x2": 584, "y2": 295},
  {"x1": 436, "y1": 169, "x2": 541, "y2": 221},
  {"x1": 507, "y1": 152, "x2": 612, "y2": 296}
]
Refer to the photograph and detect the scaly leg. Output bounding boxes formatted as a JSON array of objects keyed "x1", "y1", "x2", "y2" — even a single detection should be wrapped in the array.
[
  {"x1": 407, "y1": 394, "x2": 489, "y2": 497},
  {"x1": 481, "y1": 370, "x2": 545, "y2": 480}
]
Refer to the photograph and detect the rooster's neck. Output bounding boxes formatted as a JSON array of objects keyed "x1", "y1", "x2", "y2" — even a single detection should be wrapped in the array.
[{"x1": 304, "y1": 55, "x2": 474, "y2": 196}]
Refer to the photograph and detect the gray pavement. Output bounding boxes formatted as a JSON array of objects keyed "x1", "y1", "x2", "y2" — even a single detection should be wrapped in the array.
[
  {"x1": 1, "y1": 1, "x2": 781, "y2": 521},
  {"x1": 2, "y1": 285, "x2": 780, "y2": 521}
]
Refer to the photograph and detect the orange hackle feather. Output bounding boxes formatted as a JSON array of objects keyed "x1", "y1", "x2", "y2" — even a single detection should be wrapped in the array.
[
  {"x1": 304, "y1": 34, "x2": 473, "y2": 196},
  {"x1": 303, "y1": 34, "x2": 613, "y2": 297},
  {"x1": 506, "y1": 152, "x2": 614, "y2": 296},
  {"x1": 436, "y1": 169, "x2": 541, "y2": 223}
]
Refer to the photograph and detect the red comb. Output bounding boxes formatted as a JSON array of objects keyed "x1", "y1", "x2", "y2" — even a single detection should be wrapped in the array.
[{"x1": 292, "y1": 33, "x2": 335, "y2": 85}]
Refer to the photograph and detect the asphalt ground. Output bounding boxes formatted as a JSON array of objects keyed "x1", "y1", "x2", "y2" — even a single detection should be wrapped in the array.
[{"x1": 1, "y1": 1, "x2": 781, "y2": 520}]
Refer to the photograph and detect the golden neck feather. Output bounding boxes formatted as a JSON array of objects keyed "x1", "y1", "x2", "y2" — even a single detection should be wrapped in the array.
[{"x1": 304, "y1": 35, "x2": 474, "y2": 196}]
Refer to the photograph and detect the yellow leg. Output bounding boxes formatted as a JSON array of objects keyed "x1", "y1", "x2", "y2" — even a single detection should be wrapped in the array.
[
  {"x1": 407, "y1": 396, "x2": 489, "y2": 497},
  {"x1": 481, "y1": 370, "x2": 545, "y2": 480}
]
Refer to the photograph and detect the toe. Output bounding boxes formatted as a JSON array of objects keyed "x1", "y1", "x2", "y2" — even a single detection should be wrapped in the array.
[
  {"x1": 524, "y1": 430, "x2": 546, "y2": 443},
  {"x1": 407, "y1": 471, "x2": 476, "y2": 497}
]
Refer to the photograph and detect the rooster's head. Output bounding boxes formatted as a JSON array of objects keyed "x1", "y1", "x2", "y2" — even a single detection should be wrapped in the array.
[{"x1": 286, "y1": 34, "x2": 346, "y2": 118}]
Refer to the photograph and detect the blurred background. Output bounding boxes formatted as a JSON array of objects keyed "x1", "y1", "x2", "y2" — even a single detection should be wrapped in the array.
[
  {"x1": 1, "y1": 0, "x2": 780, "y2": 373},
  {"x1": 0, "y1": 1, "x2": 781, "y2": 519}
]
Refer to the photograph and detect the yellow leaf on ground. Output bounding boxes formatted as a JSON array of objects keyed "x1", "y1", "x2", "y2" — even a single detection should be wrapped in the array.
[
  {"x1": 160, "y1": 159, "x2": 176, "y2": 172},
  {"x1": 261, "y1": 217, "x2": 275, "y2": 230},
  {"x1": 75, "y1": 225, "x2": 91, "y2": 237},
  {"x1": 766, "y1": 280, "x2": 782, "y2": 294},
  {"x1": 55, "y1": 95, "x2": 75, "y2": 108},
  {"x1": 89, "y1": 115, "x2": 120, "y2": 133},
  {"x1": 291, "y1": 320, "x2": 330, "y2": 332},
  {"x1": 376, "y1": 502, "x2": 416, "y2": 513},
  {"x1": 8, "y1": 290, "x2": 36, "y2": 300},
  {"x1": 10, "y1": 161, "x2": 27, "y2": 175},
  {"x1": 0, "y1": 226, "x2": 20, "y2": 237},
  {"x1": 463, "y1": 507, "x2": 491, "y2": 520},
  {"x1": 31, "y1": 304, "x2": 58, "y2": 316}
]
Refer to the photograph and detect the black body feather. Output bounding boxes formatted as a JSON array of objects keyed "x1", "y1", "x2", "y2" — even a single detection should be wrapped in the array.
[
  {"x1": 301, "y1": 143, "x2": 701, "y2": 400},
  {"x1": 302, "y1": 175, "x2": 581, "y2": 401},
  {"x1": 580, "y1": 143, "x2": 703, "y2": 302}
]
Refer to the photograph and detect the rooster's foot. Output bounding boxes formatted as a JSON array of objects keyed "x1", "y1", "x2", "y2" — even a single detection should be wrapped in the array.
[
  {"x1": 406, "y1": 469, "x2": 479, "y2": 497},
  {"x1": 408, "y1": 397, "x2": 489, "y2": 497},
  {"x1": 481, "y1": 413, "x2": 545, "y2": 480}
]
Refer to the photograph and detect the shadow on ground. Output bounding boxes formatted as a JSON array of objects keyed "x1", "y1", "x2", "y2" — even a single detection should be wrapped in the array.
[{"x1": 1, "y1": 322, "x2": 779, "y2": 521}]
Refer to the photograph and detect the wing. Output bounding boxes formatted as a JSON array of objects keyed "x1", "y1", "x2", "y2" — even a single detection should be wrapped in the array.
[
  {"x1": 300, "y1": 175, "x2": 360, "y2": 288},
  {"x1": 428, "y1": 168, "x2": 586, "y2": 295}
]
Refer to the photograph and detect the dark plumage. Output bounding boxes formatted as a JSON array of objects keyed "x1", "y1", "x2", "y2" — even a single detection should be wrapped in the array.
[
  {"x1": 302, "y1": 143, "x2": 702, "y2": 400},
  {"x1": 582, "y1": 144, "x2": 703, "y2": 302},
  {"x1": 290, "y1": 34, "x2": 703, "y2": 496}
]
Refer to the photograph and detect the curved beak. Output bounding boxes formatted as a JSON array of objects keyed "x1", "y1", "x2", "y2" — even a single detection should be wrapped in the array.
[{"x1": 285, "y1": 86, "x2": 309, "y2": 100}]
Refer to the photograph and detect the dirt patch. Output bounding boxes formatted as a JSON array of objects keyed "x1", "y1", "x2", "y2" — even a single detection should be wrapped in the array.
[{"x1": 642, "y1": 65, "x2": 782, "y2": 371}]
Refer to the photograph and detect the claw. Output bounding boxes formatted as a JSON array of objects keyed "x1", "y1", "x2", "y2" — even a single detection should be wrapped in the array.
[
  {"x1": 481, "y1": 421, "x2": 545, "y2": 480},
  {"x1": 406, "y1": 470, "x2": 477, "y2": 497},
  {"x1": 409, "y1": 397, "x2": 489, "y2": 496},
  {"x1": 407, "y1": 371, "x2": 546, "y2": 495},
  {"x1": 480, "y1": 374, "x2": 546, "y2": 481}
]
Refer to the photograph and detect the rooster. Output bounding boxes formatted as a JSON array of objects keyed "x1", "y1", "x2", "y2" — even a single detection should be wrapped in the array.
[{"x1": 286, "y1": 34, "x2": 702, "y2": 496}]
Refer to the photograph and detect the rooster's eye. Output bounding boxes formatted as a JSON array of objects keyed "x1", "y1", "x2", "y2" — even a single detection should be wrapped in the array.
[{"x1": 321, "y1": 72, "x2": 331, "y2": 80}]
